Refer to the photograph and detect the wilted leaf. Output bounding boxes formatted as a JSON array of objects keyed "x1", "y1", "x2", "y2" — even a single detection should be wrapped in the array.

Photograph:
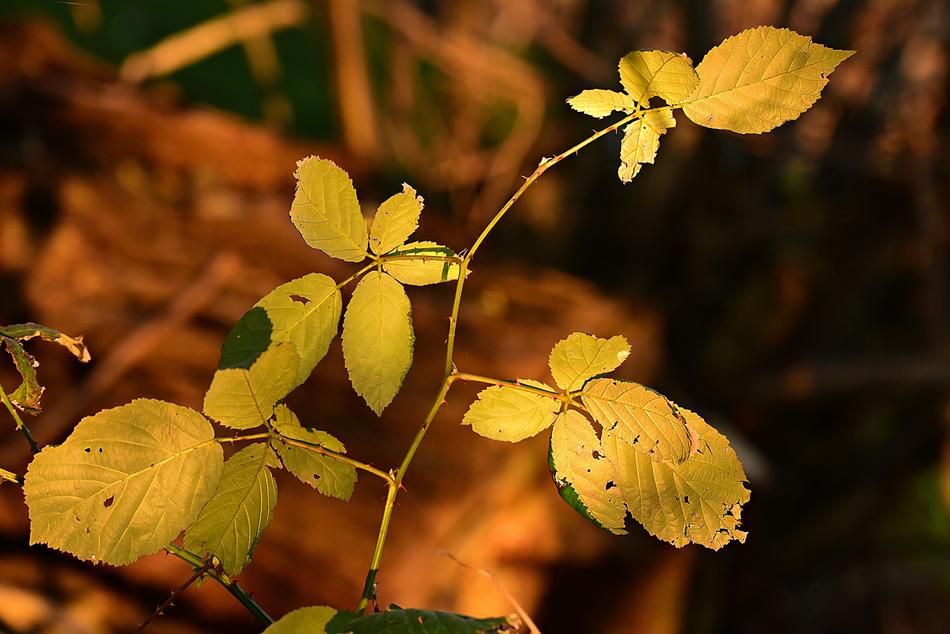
[
  {"x1": 617, "y1": 109, "x2": 675, "y2": 183},
  {"x1": 382, "y1": 241, "x2": 462, "y2": 286},
  {"x1": 342, "y1": 271, "x2": 413, "y2": 415},
  {"x1": 566, "y1": 89, "x2": 635, "y2": 118},
  {"x1": 204, "y1": 343, "x2": 300, "y2": 429},
  {"x1": 548, "y1": 332, "x2": 630, "y2": 392},
  {"x1": 326, "y1": 607, "x2": 516, "y2": 633},
  {"x1": 619, "y1": 50, "x2": 699, "y2": 104},
  {"x1": 270, "y1": 405, "x2": 356, "y2": 500},
  {"x1": 23, "y1": 399, "x2": 223, "y2": 565},
  {"x1": 370, "y1": 184, "x2": 423, "y2": 256},
  {"x1": 3, "y1": 337, "x2": 43, "y2": 414},
  {"x1": 290, "y1": 156, "x2": 368, "y2": 262},
  {"x1": 581, "y1": 379, "x2": 691, "y2": 463},
  {"x1": 263, "y1": 606, "x2": 337, "y2": 633},
  {"x1": 462, "y1": 385, "x2": 559, "y2": 442},
  {"x1": 0, "y1": 322, "x2": 90, "y2": 363},
  {"x1": 682, "y1": 26, "x2": 854, "y2": 134}
]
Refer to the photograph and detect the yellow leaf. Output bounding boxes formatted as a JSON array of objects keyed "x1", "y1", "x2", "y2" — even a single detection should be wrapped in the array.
[
  {"x1": 619, "y1": 50, "x2": 699, "y2": 104},
  {"x1": 462, "y1": 385, "x2": 559, "y2": 442},
  {"x1": 382, "y1": 241, "x2": 462, "y2": 286},
  {"x1": 290, "y1": 156, "x2": 368, "y2": 262},
  {"x1": 617, "y1": 109, "x2": 675, "y2": 183},
  {"x1": 548, "y1": 332, "x2": 630, "y2": 392},
  {"x1": 682, "y1": 26, "x2": 854, "y2": 134},
  {"x1": 270, "y1": 404, "x2": 356, "y2": 500},
  {"x1": 370, "y1": 184, "x2": 423, "y2": 255},
  {"x1": 566, "y1": 89, "x2": 635, "y2": 118},
  {"x1": 204, "y1": 343, "x2": 300, "y2": 429}
]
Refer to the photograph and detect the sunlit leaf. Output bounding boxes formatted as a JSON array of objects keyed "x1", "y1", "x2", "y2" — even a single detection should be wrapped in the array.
[
  {"x1": 263, "y1": 606, "x2": 337, "y2": 633},
  {"x1": 382, "y1": 241, "x2": 462, "y2": 286},
  {"x1": 548, "y1": 332, "x2": 630, "y2": 392},
  {"x1": 566, "y1": 89, "x2": 635, "y2": 118},
  {"x1": 617, "y1": 109, "x2": 675, "y2": 183},
  {"x1": 370, "y1": 184, "x2": 423, "y2": 256},
  {"x1": 270, "y1": 405, "x2": 356, "y2": 500},
  {"x1": 183, "y1": 443, "x2": 277, "y2": 575},
  {"x1": 204, "y1": 343, "x2": 300, "y2": 429},
  {"x1": 23, "y1": 399, "x2": 223, "y2": 565},
  {"x1": 682, "y1": 26, "x2": 854, "y2": 134},
  {"x1": 326, "y1": 607, "x2": 516, "y2": 633},
  {"x1": 462, "y1": 385, "x2": 559, "y2": 442},
  {"x1": 619, "y1": 50, "x2": 699, "y2": 104},
  {"x1": 3, "y1": 337, "x2": 42, "y2": 414},
  {"x1": 290, "y1": 156, "x2": 368, "y2": 262}
]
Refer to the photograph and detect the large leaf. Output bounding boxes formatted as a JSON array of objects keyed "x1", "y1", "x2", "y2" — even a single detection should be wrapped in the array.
[
  {"x1": 342, "y1": 271, "x2": 414, "y2": 415},
  {"x1": 617, "y1": 109, "x2": 675, "y2": 183},
  {"x1": 682, "y1": 26, "x2": 854, "y2": 134},
  {"x1": 327, "y1": 607, "x2": 515, "y2": 633},
  {"x1": 548, "y1": 332, "x2": 630, "y2": 392},
  {"x1": 23, "y1": 399, "x2": 223, "y2": 565},
  {"x1": 370, "y1": 184, "x2": 423, "y2": 256},
  {"x1": 204, "y1": 343, "x2": 300, "y2": 429},
  {"x1": 383, "y1": 241, "x2": 462, "y2": 286},
  {"x1": 618, "y1": 50, "x2": 699, "y2": 104},
  {"x1": 566, "y1": 89, "x2": 635, "y2": 118},
  {"x1": 462, "y1": 385, "x2": 559, "y2": 442},
  {"x1": 263, "y1": 606, "x2": 337, "y2": 633},
  {"x1": 602, "y1": 407, "x2": 750, "y2": 549},
  {"x1": 270, "y1": 405, "x2": 357, "y2": 500},
  {"x1": 290, "y1": 156, "x2": 368, "y2": 262},
  {"x1": 581, "y1": 379, "x2": 691, "y2": 463},
  {"x1": 183, "y1": 443, "x2": 277, "y2": 575},
  {"x1": 3, "y1": 336, "x2": 42, "y2": 414},
  {"x1": 550, "y1": 410, "x2": 627, "y2": 535}
]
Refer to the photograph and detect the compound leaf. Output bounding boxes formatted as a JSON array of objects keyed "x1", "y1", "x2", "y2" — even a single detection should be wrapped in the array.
[
  {"x1": 270, "y1": 404, "x2": 356, "y2": 500},
  {"x1": 326, "y1": 607, "x2": 515, "y2": 633},
  {"x1": 582, "y1": 379, "x2": 691, "y2": 463},
  {"x1": 204, "y1": 343, "x2": 300, "y2": 429},
  {"x1": 548, "y1": 332, "x2": 630, "y2": 392},
  {"x1": 183, "y1": 442, "x2": 277, "y2": 575},
  {"x1": 462, "y1": 385, "x2": 559, "y2": 442},
  {"x1": 682, "y1": 26, "x2": 854, "y2": 134},
  {"x1": 264, "y1": 606, "x2": 337, "y2": 633},
  {"x1": 602, "y1": 406, "x2": 750, "y2": 549},
  {"x1": 382, "y1": 241, "x2": 462, "y2": 286},
  {"x1": 290, "y1": 156, "x2": 368, "y2": 262},
  {"x1": 370, "y1": 184, "x2": 423, "y2": 256},
  {"x1": 3, "y1": 337, "x2": 42, "y2": 414},
  {"x1": 618, "y1": 109, "x2": 675, "y2": 183},
  {"x1": 566, "y1": 89, "x2": 635, "y2": 118},
  {"x1": 342, "y1": 271, "x2": 413, "y2": 415},
  {"x1": 23, "y1": 399, "x2": 223, "y2": 565},
  {"x1": 619, "y1": 51, "x2": 699, "y2": 104},
  {"x1": 550, "y1": 410, "x2": 627, "y2": 535}
]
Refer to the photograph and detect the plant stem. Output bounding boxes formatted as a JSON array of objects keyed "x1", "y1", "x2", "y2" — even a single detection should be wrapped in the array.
[
  {"x1": 356, "y1": 110, "x2": 643, "y2": 611},
  {"x1": 0, "y1": 382, "x2": 39, "y2": 453},
  {"x1": 0, "y1": 466, "x2": 22, "y2": 485},
  {"x1": 452, "y1": 372, "x2": 563, "y2": 400},
  {"x1": 165, "y1": 544, "x2": 273, "y2": 625}
]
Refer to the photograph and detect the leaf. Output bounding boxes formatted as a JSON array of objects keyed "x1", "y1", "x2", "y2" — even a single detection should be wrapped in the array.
[
  {"x1": 548, "y1": 332, "x2": 631, "y2": 392},
  {"x1": 183, "y1": 443, "x2": 278, "y2": 575},
  {"x1": 581, "y1": 379, "x2": 691, "y2": 463},
  {"x1": 270, "y1": 404, "x2": 357, "y2": 500},
  {"x1": 290, "y1": 156, "x2": 368, "y2": 262},
  {"x1": 342, "y1": 271, "x2": 414, "y2": 415},
  {"x1": 370, "y1": 184, "x2": 423, "y2": 256},
  {"x1": 219, "y1": 274, "x2": 342, "y2": 385},
  {"x1": 566, "y1": 89, "x2": 635, "y2": 118},
  {"x1": 0, "y1": 322, "x2": 91, "y2": 363},
  {"x1": 617, "y1": 109, "x2": 675, "y2": 183},
  {"x1": 3, "y1": 337, "x2": 43, "y2": 414},
  {"x1": 23, "y1": 399, "x2": 223, "y2": 565},
  {"x1": 263, "y1": 606, "x2": 337, "y2": 633},
  {"x1": 382, "y1": 241, "x2": 462, "y2": 286},
  {"x1": 462, "y1": 385, "x2": 559, "y2": 442},
  {"x1": 204, "y1": 343, "x2": 300, "y2": 429},
  {"x1": 550, "y1": 410, "x2": 627, "y2": 534},
  {"x1": 682, "y1": 26, "x2": 854, "y2": 134},
  {"x1": 517, "y1": 378, "x2": 557, "y2": 393},
  {"x1": 601, "y1": 407, "x2": 750, "y2": 549},
  {"x1": 619, "y1": 50, "x2": 699, "y2": 105},
  {"x1": 327, "y1": 607, "x2": 515, "y2": 633}
]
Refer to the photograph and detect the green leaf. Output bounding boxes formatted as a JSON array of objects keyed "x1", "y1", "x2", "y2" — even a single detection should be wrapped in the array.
[
  {"x1": 548, "y1": 332, "x2": 630, "y2": 392},
  {"x1": 183, "y1": 443, "x2": 278, "y2": 575},
  {"x1": 617, "y1": 109, "x2": 675, "y2": 183},
  {"x1": 601, "y1": 406, "x2": 750, "y2": 549},
  {"x1": 682, "y1": 26, "x2": 854, "y2": 134},
  {"x1": 462, "y1": 385, "x2": 559, "y2": 442},
  {"x1": 290, "y1": 156, "x2": 368, "y2": 262},
  {"x1": 270, "y1": 404, "x2": 357, "y2": 500},
  {"x1": 382, "y1": 241, "x2": 462, "y2": 286},
  {"x1": 204, "y1": 343, "x2": 300, "y2": 429},
  {"x1": 3, "y1": 337, "x2": 43, "y2": 414},
  {"x1": 0, "y1": 322, "x2": 91, "y2": 362},
  {"x1": 581, "y1": 379, "x2": 691, "y2": 463},
  {"x1": 263, "y1": 606, "x2": 337, "y2": 633},
  {"x1": 370, "y1": 184, "x2": 423, "y2": 256},
  {"x1": 23, "y1": 399, "x2": 223, "y2": 565},
  {"x1": 327, "y1": 607, "x2": 515, "y2": 633},
  {"x1": 550, "y1": 410, "x2": 627, "y2": 535},
  {"x1": 566, "y1": 89, "x2": 635, "y2": 118},
  {"x1": 342, "y1": 271, "x2": 414, "y2": 415},
  {"x1": 618, "y1": 50, "x2": 699, "y2": 105}
]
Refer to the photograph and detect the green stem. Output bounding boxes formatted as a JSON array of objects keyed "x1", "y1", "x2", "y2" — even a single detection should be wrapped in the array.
[
  {"x1": 165, "y1": 544, "x2": 273, "y2": 625},
  {"x1": 0, "y1": 382, "x2": 38, "y2": 453},
  {"x1": 0, "y1": 466, "x2": 22, "y2": 485}
]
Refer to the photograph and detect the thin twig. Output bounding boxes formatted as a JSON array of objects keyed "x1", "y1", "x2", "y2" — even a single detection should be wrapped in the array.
[
  {"x1": 138, "y1": 561, "x2": 211, "y2": 632},
  {"x1": 0, "y1": 382, "x2": 38, "y2": 453}
]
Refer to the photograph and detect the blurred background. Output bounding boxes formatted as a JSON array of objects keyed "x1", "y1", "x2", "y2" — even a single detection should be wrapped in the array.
[{"x1": 0, "y1": 0, "x2": 947, "y2": 632}]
